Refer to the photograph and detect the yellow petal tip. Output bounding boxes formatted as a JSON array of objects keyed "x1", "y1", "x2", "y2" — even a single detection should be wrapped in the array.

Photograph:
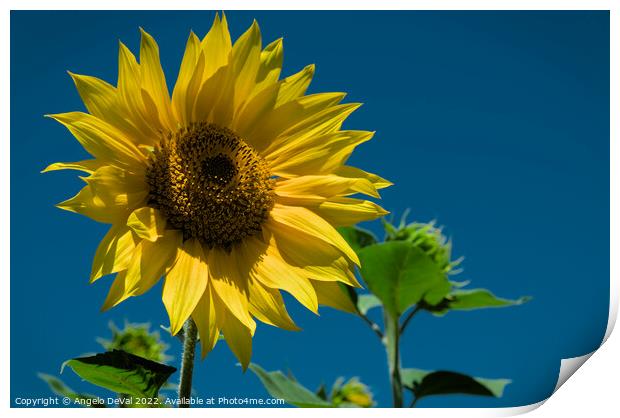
[
  {"x1": 55, "y1": 203, "x2": 76, "y2": 213},
  {"x1": 169, "y1": 322, "x2": 183, "y2": 336},
  {"x1": 100, "y1": 301, "x2": 114, "y2": 312}
]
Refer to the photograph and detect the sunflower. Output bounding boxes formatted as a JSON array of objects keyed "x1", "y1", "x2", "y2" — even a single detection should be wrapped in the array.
[{"x1": 44, "y1": 14, "x2": 390, "y2": 368}]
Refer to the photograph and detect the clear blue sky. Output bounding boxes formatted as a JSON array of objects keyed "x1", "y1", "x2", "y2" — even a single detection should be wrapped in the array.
[{"x1": 11, "y1": 10, "x2": 609, "y2": 408}]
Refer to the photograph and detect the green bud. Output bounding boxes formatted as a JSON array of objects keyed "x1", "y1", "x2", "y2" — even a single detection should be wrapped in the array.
[
  {"x1": 331, "y1": 377, "x2": 375, "y2": 408},
  {"x1": 384, "y1": 214, "x2": 462, "y2": 275},
  {"x1": 97, "y1": 321, "x2": 170, "y2": 363}
]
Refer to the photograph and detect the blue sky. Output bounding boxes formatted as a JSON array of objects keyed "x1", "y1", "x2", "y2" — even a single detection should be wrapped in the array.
[{"x1": 11, "y1": 10, "x2": 609, "y2": 407}]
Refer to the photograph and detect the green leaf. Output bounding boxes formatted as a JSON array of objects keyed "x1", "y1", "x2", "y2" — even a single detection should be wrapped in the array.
[
  {"x1": 401, "y1": 368, "x2": 511, "y2": 401},
  {"x1": 337, "y1": 226, "x2": 377, "y2": 253},
  {"x1": 357, "y1": 241, "x2": 451, "y2": 316},
  {"x1": 449, "y1": 289, "x2": 531, "y2": 310},
  {"x1": 422, "y1": 288, "x2": 531, "y2": 316},
  {"x1": 38, "y1": 373, "x2": 106, "y2": 407},
  {"x1": 248, "y1": 363, "x2": 332, "y2": 407},
  {"x1": 356, "y1": 294, "x2": 382, "y2": 315},
  {"x1": 62, "y1": 350, "x2": 176, "y2": 398}
]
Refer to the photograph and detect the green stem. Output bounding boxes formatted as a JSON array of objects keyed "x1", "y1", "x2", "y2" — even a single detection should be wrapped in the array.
[
  {"x1": 384, "y1": 311, "x2": 403, "y2": 408},
  {"x1": 178, "y1": 319, "x2": 198, "y2": 408},
  {"x1": 358, "y1": 312, "x2": 384, "y2": 340},
  {"x1": 399, "y1": 306, "x2": 421, "y2": 335}
]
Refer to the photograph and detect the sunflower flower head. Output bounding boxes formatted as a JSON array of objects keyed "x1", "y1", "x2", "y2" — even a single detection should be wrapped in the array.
[{"x1": 44, "y1": 13, "x2": 390, "y2": 368}]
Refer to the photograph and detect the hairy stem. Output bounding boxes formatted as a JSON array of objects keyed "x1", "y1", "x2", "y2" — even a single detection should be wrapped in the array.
[{"x1": 178, "y1": 319, "x2": 198, "y2": 408}]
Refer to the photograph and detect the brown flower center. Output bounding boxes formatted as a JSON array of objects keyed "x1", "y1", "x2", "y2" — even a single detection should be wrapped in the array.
[{"x1": 145, "y1": 122, "x2": 275, "y2": 250}]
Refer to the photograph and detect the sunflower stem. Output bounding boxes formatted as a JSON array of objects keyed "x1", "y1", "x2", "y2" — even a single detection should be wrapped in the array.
[
  {"x1": 399, "y1": 306, "x2": 421, "y2": 335},
  {"x1": 384, "y1": 311, "x2": 403, "y2": 408},
  {"x1": 178, "y1": 318, "x2": 198, "y2": 408}
]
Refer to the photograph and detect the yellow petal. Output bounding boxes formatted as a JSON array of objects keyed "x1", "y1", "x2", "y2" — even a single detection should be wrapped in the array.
[
  {"x1": 275, "y1": 64, "x2": 314, "y2": 107},
  {"x1": 263, "y1": 103, "x2": 361, "y2": 162},
  {"x1": 196, "y1": 14, "x2": 235, "y2": 126},
  {"x1": 84, "y1": 164, "x2": 146, "y2": 192},
  {"x1": 208, "y1": 248, "x2": 256, "y2": 332},
  {"x1": 172, "y1": 31, "x2": 202, "y2": 125},
  {"x1": 192, "y1": 65, "x2": 228, "y2": 122},
  {"x1": 201, "y1": 13, "x2": 232, "y2": 80},
  {"x1": 56, "y1": 188, "x2": 116, "y2": 224},
  {"x1": 275, "y1": 174, "x2": 380, "y2": 201},
  {"x1": 308, "y1": 197, "x2": 389, "y2": 227},
  {"x1": 214, "y1": 298, "x2": 253, "y2": 370},
  {"x1": 191, "y1": 285, "x2": 220, "y2": 358},
  {"x1": 139, "y1": 28, "x2": 176, "y2": 130},
  {"x1": 207, "y1": 21, "x2": 262, "y2": 127},
  {"x1": 311, "y1": 280, "x2": 357, "y2": 313},
  {"x1": 239, "y1": 236, "x2": 318, "y2": 313},
  {"x1": 254, "y1": 38, "x2": 283, "y2": 95},
  {"x1": 68, "y1": 72, "x2": 117, "y2": 119},
  {"x1": 269, "y1": 203, "x2": 359, "y2": 266},
  {"x1": 42, "y1": 159, "x2": 103, "y2": 175},
  {"x1": 208, "y1": 67, "x2": 235, "y2": 127},
  {"x1": 47, "y1": 112, "x2": 145, "y2": 168},
  {"x1": 162, "y1": 239, "x2": 209, "y2": 335},
  {"x1": 101, "y1": 271, "x2": 131, "y2": 311},
  {"x1": 229, "y1": 20, "x2": 262, "y2": 114},
  {"x1": 124, "y1": 228, "x2": 181, "y2": 295},
  {"x1": 232, "y1": 38, "x2": 284, "y2": 132},
  {"x1": 57, "y1": 185, "x2": 143, "y2": 224},
  {"x1": 248, "y1": 92, "x2": 345, "y2": 152},
  {"x1": 248, "y1": 279, "x2": 299, "y2": 331},
  {"x1": 267, "y1": 222, "x2": 360, "y2": 288},
  {"x1": 334, "y1": 165, "x2": 393, "y2": 190},
  {"x1": 233, "y1": 81, "x2": 280, "y2": 137},
  {"x1": 276, "y1": 176, "x2": 389, "y2": 227},
  {"x1": 117, "y1": 42, "x2": 161, "y2": 142},
  {"x1": 265, "y1": 130, "x2": 374, "y2": 177},
  {"x1": 183, "y1": 53, "x2": 206, "y2": 124},
  {"x1": 58, "y1": 166, "x2": 148, "y2": 224},
  {"x1": 91, "y1": 224, "x2": 139, "y2": 283},
  {"x1": 69, "y1": 72, "x2": 148, "y2": 146},
  {"x1": 126, "y1": 207, "x2": 167, "y2": 242}
]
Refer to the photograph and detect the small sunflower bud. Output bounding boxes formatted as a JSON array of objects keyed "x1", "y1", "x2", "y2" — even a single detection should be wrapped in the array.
[
  {"x1": 331, "y1": 377, "x2": 375, "y2": 408},
  {"x1": 97, "y1": 322, "x2": 169, "y2": 363},
  {"x1": 385, "y1": 218, "x2": 462, "y2": 275}
]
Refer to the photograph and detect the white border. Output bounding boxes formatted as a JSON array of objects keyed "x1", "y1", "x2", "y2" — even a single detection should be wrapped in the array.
[
  {"x1": 1, "y1": 0, "x2": 618, "y2": 10},
  {"x1": 2, "y1": 1, "x2": 616, "y2": 417}
]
